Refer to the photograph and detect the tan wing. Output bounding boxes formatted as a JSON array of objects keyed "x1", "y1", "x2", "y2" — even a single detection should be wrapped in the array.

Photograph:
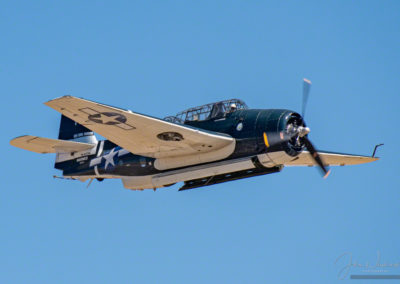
[
  {"x1": 44, "y1": 96, "x2": 235, "y2": 158},
  {"x1": 285, "y1": 151, "x2": 378, "y2": 166},
  {"x1": 10, "y1": 135, "x2": 95, "y2": 154}
]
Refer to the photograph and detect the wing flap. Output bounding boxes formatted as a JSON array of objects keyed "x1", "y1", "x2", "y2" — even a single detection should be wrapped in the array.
[
  {"x1": 10, "y1": 135, "x2": 95, "y2": 154},
  {"x1": 285, "y1": 151, "x2": 378, "y2": 166},
  {"x1": 44, "y1": 96, "x2": 235, "y2": 158}
]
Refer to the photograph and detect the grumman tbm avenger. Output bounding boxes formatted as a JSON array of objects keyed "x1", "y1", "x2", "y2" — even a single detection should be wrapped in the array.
[{"x1": 10, "y1": 80, "x2": 380, "y2": 191}]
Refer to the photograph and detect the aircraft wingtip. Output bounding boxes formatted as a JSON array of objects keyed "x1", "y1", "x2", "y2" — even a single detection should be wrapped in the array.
[{"x1": 44, "y1": 95, "x2": 74, "y2": 106}]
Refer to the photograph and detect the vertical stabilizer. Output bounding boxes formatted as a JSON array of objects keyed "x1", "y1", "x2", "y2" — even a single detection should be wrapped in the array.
[
  {"x1": 55, "y1": 115, "x2": 98, "y2": 170},
  {"x1": 58, "y1": 115, "x2": 97, "y2": 144}
]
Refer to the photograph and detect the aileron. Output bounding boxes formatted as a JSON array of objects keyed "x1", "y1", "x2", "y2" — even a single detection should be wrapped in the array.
[{"x1": 285, "y1": 151, "x2": 379, "y2": 166}]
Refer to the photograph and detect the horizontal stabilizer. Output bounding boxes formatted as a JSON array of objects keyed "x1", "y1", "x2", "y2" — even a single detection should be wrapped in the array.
[{"x1": 10, "y1": 135, "x2": 96, "y2": 154}]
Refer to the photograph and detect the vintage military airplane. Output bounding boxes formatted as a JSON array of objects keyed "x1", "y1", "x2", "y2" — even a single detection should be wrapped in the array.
[{"x1": 10, "y1": 80, "x2": 380, "y2": 191}]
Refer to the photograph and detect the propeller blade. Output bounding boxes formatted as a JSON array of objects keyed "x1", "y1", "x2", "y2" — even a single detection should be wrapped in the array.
[
  {"x1": 302, "y1": 78, "x2": 312, "y2": 118},
  {"x1": 302, "y1": 136, "x2": 331, "y2": 178},
  {"x1": 86, "y1": 178, "x2": 94, "y2": 188}
]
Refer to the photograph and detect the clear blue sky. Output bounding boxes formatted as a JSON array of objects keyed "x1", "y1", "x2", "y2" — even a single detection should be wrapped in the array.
[{"x1": 2, "y1": 1, "x2": 399, "y2": 283}]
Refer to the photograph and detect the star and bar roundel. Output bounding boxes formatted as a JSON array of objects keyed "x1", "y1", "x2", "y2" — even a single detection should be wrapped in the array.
[{"x1": 80, "y1": 107, "x2": 136, "y2": 130}]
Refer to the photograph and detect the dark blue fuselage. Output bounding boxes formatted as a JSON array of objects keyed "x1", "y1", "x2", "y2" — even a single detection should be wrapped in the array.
[{"x1": 57, "y1": 109, "x2": 302, "y2": 178}]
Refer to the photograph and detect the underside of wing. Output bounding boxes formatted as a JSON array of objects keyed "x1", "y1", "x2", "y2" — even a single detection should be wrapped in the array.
[
  {"x1": 10, "y1": 135, "x2": 95, "y2": 154},
  {"x1": 44, "y1": 96, "x2": 235, "y2": 160},
  {"x1": 285, "y1": 150, "x2": 379, "y2": 166}
]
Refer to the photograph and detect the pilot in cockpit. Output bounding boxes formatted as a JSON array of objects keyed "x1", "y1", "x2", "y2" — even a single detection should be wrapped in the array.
[{"x1": 229, "y1": 103, "x2": 237, "y2": 112}]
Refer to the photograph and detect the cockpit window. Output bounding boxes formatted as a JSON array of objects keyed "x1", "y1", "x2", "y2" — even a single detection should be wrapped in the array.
[
  {"x1": 209, "y1": 102, "x2": 225, "y2": 119},
  {"x1": 164, "y1": 99, "x2": 248, "y2": 123}
]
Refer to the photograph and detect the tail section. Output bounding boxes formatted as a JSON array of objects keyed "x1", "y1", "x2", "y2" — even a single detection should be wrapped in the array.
[
  {"x1": 10, "y1": 115, "x2": 100, "y2": 175},
  {"x1": 58, "y1": 115, "x2": 97, "y2": 144},
  {"x1": 54, "y1": 115, "x2": 98, "y2": 170}
]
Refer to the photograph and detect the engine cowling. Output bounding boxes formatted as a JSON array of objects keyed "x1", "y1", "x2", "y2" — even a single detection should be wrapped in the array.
[{"x1": 255, "y1": 110, "x2": 306, "y2": 167}]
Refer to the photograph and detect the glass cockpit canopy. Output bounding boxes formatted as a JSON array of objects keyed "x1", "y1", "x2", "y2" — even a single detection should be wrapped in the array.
[{"x1": 164, "y1": 99, "x2": 248, "y2": 124}]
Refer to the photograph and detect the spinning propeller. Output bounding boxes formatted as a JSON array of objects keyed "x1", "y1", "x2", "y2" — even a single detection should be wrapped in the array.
[
  {"x1": 299, "y1": 78, "x2": 331, "y2": 178},
  {"x1": 263, "y1": 78, "x2": 331, "y2": 178},
  {"x1": 302, "y1": 78, "x2": 311, "y2": 117}
]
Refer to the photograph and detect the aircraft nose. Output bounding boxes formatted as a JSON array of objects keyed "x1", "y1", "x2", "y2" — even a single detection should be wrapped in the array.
[{"x1": 298, "y1": 126, "x2": 310, "y2": 137}]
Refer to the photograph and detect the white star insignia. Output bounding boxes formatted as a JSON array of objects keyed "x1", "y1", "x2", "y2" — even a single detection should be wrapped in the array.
[{"x1": 104, "y1": 148, "x2": 117, "y2": 170}]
